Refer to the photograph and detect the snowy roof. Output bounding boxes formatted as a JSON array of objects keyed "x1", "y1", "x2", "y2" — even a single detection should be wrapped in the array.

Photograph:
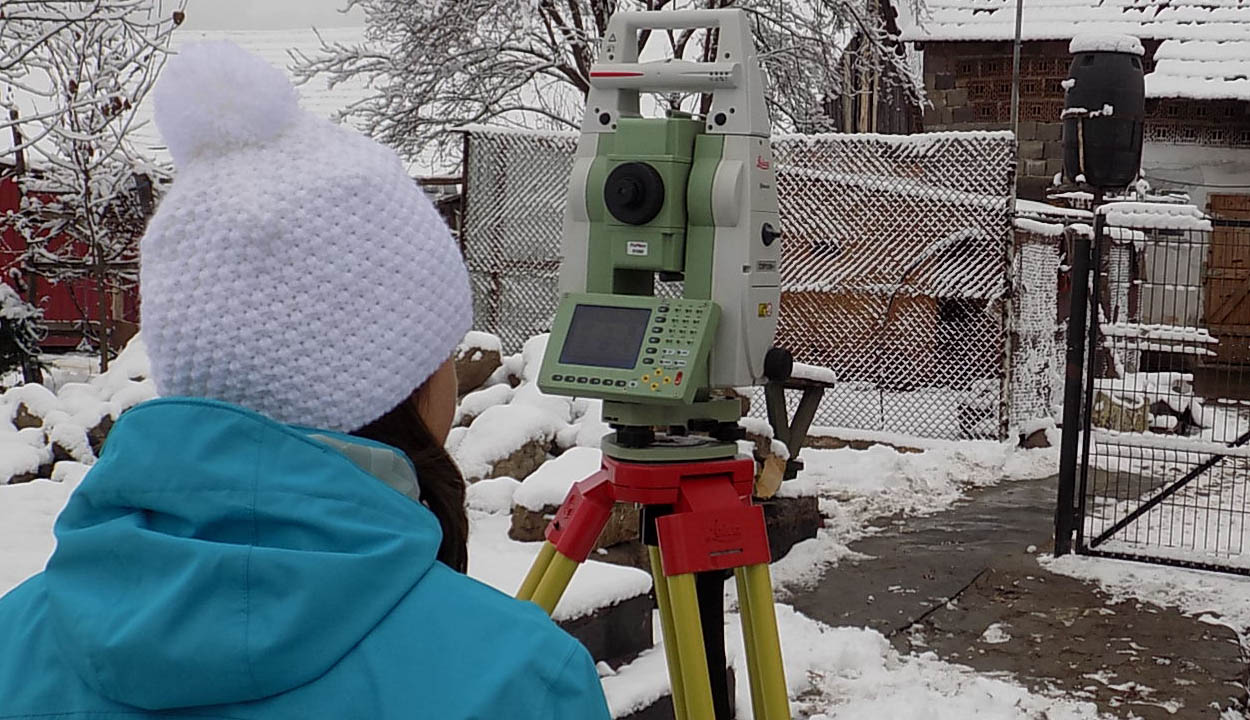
[{"x1": 901, "y1": 0, "x2": 1250, "y2": 101}]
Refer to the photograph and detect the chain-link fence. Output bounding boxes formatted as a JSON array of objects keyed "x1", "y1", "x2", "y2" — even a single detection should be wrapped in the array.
[{"x1": 461, "y1": 127, "x2": 1029, "y2": 440}]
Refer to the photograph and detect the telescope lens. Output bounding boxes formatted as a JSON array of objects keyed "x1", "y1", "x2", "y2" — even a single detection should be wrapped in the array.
[{"x1": 605, "y1": 162, "x2": 665, "y2": 225}]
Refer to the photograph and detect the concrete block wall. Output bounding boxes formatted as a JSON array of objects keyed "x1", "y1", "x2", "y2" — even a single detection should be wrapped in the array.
[{"x1": 921, "y1": 41, "x2": 1070, "y2": 200}]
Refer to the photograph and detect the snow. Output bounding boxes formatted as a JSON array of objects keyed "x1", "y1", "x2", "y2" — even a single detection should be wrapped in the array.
[
  {"x1": 1014, "y1": 217, "x2": 1066, "y2": 237},
  {"x1": 979, "y1": 622, "x2": 1013, "y2": 644},
  {"x1": 1043, "y1": 553, "x2": 1250, "y2": 632},
  {"x1": 0, "y1": 472, "x2": 84, "y2": 592},
  {"x1": 1070, "y1": 34, "x2": 1145, "y2": 56},
  {"x1": 1092, "y1": 429, "x2": 1250, "y2": 459},
  {"x1": 0, "y1": 437, "x2": 50, "y2": 485},
  {"x1": 467, "y1": 513, "x2": 651, "y2": 622},
  {"x1": 770, "y1": 437, "x2": 1058, "y2": 590},
  {"x1": 451, "y1": 403, "x2": 566, "y2": 481},
  {"x1": 772, "y1": 605, "x2": 1103, "y2": 720},
  {"x1": 1100, "y1": 323, "x2": 1218, "y2": 345},
  {"x1": 902, "y1": 0, "x2": 1250, "y2": 102},
  {"x1": 4, "y1": 383, "x2": 60, "y2": 420},
  {"x1": 0, "y1": 336, "x2": 156, "y2": 484},
  {"x1": 600, "y1": 643, "x2": 673, "y2": 717},
  {"x1": 456, "y1": 330, "x2": 503, "y2": 357},
  {"x1": 512, "y1": 446, "x2": 603, "y2": 511},
  {"x1": 791, "y1": 362, "x2": 837, "y2": 386},
  {"x1": 739, "y1": 416, "x2": 775, "y2": 439},
  {"x1": 1148, "y1": 40, "x2": 1250, "y2": 101},
  {"x1": 778, "y1": 129, "x2": 1016, "y2": 145},
  {"x1": 1061, "y1": 105, "x2": 1115, "y2": 120},
  {"x1": 1016, "y1": 199, "x2": 1091, "y2": 221},
  {"x1": 455, "y1": 384, "x2": 514, "y2": 425},
  {"x1": 1098, "y1": 201, "x2": 1212, "y2": 231},
  {"x1": 466, "y1": 476, "x2": 521, "y2": 514}
]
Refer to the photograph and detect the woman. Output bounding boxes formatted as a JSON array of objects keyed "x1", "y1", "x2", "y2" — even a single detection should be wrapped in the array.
[{"x1": 0, "y1": 42, "x2": 610, "y2": 719}]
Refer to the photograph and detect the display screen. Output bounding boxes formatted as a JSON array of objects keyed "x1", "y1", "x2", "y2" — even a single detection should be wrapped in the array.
[{"x1": 558, "y1": 304, "x2": 651, "y2": 369}]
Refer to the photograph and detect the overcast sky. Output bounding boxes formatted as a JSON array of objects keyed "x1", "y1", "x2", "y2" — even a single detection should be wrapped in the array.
[{"x1": 181, "y1": 0, "x2": 364, "y2": 30}]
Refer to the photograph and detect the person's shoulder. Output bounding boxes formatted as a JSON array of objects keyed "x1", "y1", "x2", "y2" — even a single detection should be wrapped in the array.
[
  {"x1": 0, "y1": 576, "x2": 84, "y2": 710},
  {"x1": 412, "y1": 561, "x2": 578, "y2": 647},
  {"x1": 0, "y1": 575, "x2": 47, "y2": 642}
]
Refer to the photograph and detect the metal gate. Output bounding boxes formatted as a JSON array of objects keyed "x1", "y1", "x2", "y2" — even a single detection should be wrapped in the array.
[{"x1": 1056, "y1": 200, "x2": 1250, "y2": 575}]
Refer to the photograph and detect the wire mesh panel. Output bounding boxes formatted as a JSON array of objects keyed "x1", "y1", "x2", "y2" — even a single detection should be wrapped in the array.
[
  {"x1": 461, "y1": 128, "x2": 1023, "y2": 441},
  {"x1": 1077, "y1": 202, "x2": 1250, "y2": 574},
  {"x1": 461, "y1": 130, "x2": 577, "y2": 352},
  {"x1": 772, "y1": 133, "x2": 1017, "y2": 439},
  {"x1": 1011, "y1": 228, "x2": 1063, "y2": 432}
]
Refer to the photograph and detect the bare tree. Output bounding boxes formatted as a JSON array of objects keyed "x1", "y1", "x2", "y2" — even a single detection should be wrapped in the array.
[
  {"x1": 293, "y1": 0, "x2": 924, "y2": 164},
  {"x1": 0, "y1": 0, "x2": 184, "y2": 370}
]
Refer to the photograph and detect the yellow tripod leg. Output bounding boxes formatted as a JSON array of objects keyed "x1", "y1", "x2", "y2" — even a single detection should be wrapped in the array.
[
  {"x1": 741, "y1": 563, "x2": 790, "y2": 720},
  {"x1": 648, "y1": 547, "x2": 688, "y2": 720},
  {"x1": 517, "y1": 541, "x2": 557, "y2": 602},
  {"x1": 667, "y1": 572, "x2": 717, "y2": 720},
  {"x1": 734, "y1": 567, "x2": 766, "y2": 716},
  {"x1": 530, "y1": 550, "x2": 579, "y2": 616}
]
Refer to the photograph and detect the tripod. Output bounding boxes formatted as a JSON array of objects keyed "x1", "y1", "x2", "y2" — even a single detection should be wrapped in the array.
[{"x1": 517, "y1": 453, "x2": 791, "y2": 720}]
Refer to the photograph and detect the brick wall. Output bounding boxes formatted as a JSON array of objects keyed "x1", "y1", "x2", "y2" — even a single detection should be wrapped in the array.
[{"x1": 922, "y1": 40, "x2": 1074, "y2": 200}]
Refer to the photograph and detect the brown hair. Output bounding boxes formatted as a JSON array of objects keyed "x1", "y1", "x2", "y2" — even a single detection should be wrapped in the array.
[{"x1": 352, "y1": 398, "x2": 469, "y2": 573}]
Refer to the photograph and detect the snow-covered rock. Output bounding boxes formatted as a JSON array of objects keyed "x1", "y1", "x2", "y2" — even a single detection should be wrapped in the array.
[
  {"x1": 0, "y1": 335, "x2": 156, "y2": 484},
  {"x1": 512, "y1": 446, "x2": 602, "y2": 512},
  {"x1": 453, "y1": 403, "x2": 567, "y2": 482},
  {"x1": 455, "y1": 331, "x2": 504, "y2": 395}
]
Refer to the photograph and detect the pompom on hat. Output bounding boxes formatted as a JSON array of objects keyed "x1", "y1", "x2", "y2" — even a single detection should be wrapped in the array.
[{"x1": 140, "y1": 41, "x2": 472, "y2": 432}]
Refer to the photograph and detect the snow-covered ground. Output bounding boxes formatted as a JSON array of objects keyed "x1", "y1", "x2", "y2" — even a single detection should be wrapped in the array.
[
  {"x1": 771, "y1": 432, "x2": 1058, "y2": 592},
  {"x1": 1043, "y1": 553, "x2": 1250, "y2": 647}
]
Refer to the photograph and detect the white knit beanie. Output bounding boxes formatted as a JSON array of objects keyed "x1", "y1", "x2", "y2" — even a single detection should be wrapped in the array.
[{"x1": 140, "y1": 41, "x2": 472, "y2": 432}]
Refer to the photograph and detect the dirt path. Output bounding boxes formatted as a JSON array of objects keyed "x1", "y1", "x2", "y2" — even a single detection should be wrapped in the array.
[{"x1": 789, "y1": 475, "x2": 1248, "y2": 718}]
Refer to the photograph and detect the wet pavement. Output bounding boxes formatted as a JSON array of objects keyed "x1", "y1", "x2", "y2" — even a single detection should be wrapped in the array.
[{"x1": 790, "y1": 475, "x2": 1249, "y2": 718}]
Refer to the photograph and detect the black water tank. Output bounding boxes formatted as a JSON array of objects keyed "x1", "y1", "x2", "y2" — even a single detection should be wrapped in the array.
[{"x1": 1062, "y1": 36, "x2": 1145, "y2": 189}]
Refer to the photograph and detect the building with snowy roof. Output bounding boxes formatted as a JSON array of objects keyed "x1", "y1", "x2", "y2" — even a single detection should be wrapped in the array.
[{"x1": 899, "y1": 0, "x2": 1250, "y2": 208}]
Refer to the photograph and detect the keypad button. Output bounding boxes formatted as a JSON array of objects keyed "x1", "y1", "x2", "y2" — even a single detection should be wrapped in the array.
[
  {"x1": 615, "y1": 380, "x2": 627, "y2": 387},
  {"x1": 590, "y1": 378, "x2": 601, "y2": 385},
  {"x1": 643, "y1": 358, "x2": 655, "y2": 365},
  {"x1": 648, "y1": 337, "x2": 660, "y2": 344},
  {"x1": 646, "y1": 348, "x2": 657, "y2": 355},
  {"x1": 576, "y1": 377, "x2": 588, "y2": 384},
  {"x1": 552, "y1": 374, "x2": 563, "y2": 382}
]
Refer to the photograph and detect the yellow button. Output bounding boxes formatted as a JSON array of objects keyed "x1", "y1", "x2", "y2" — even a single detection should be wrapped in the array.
[
  {"x1": 642, "y1": 374, "x2": 650, "y2": 382},
  {"x1": 663, "y1": 377, "x2": 672, "y2": 384},
  {"x1": 651, "y1": 383, "x2": 660, "y2": 391}
]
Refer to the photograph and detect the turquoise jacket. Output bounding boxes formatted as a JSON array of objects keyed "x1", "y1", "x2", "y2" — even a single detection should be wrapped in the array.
[{"x1": 0, "y1": 398, "x2": 610, "y2": 720}]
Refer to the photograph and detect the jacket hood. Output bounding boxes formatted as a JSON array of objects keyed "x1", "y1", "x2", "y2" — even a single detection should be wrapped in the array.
[{"x1": 43, "y1": 398, "x2": 441, "y2": 710}]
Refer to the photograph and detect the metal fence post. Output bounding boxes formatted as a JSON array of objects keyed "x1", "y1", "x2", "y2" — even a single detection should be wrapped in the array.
[{"x1": 1055, "y1": 225, "x2": 1093, "y2": 556}]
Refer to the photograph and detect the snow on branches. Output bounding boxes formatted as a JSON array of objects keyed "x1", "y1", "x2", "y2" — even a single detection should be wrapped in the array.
[
  {"x1": 293, "y1": 0, "x2": 925, "y2": 164},
  {"x1": 0, "y1": 1, "x2": 184, "y2": 368},
  {"x1": 0, "y1": 280, "x2": 45, "y2": 383}
]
